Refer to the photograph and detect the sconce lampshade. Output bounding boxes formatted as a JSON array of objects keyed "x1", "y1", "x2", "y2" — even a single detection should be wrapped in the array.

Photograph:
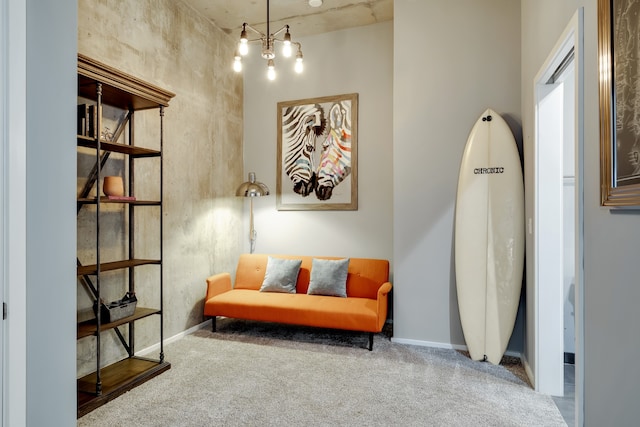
[{"x1": 236, "y1": 172, "x2": 270, "y2": 197}]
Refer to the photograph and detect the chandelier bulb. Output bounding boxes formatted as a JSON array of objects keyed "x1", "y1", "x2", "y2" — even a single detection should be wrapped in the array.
[
  {"x1": 267, "y1": 59, "x2": 276, "y2": 81},
  {"x1": 295, "y1": 49, "x2": 304, "y2": 73},
  {"x1": 239, "y1": 41, "x2": 249, "y2": 56},
  {"x1": 233, "y1": 55, "x2": 242, "y2": 73},
  {"x1": 283, "y1": 42, "x2": 292, "y2": 58}
]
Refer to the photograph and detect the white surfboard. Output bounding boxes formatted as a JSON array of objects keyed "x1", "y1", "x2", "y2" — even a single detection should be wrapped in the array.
[{"x1": 454, "y1": 108, "x2": 524, "y2": 365}]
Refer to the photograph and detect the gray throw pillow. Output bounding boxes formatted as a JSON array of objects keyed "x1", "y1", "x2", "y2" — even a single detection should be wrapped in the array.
[
  {"x1": 259, "y1": 257, "x2": 302, "y2": 293},
  {"x1": 307, "y1": 258, "x2": 350, "y2": 297}
]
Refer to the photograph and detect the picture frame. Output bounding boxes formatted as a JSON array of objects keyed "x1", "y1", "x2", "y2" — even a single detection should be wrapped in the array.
[
  {"x1": 598, "y1": 0, "x2": 640, "y2": 206},
  {"x1": 276, "y1": 93, "x2": 358, "y2": 211}
]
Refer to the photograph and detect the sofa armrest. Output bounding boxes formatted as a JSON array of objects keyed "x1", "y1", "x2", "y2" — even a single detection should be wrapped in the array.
[
  {"x1": 376, "y1": 281, "x2": 393, "y2": 330},
  {"x1": 205, "y1": 272, "x2": 232, "y2": 301}
]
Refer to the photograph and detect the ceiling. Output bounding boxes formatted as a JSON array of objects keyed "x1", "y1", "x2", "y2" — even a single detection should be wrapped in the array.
[{"x1": 182, "y1": 0, "x2": 393, "y2": 38}]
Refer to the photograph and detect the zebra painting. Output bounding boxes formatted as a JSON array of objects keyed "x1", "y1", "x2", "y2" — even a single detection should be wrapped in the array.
[
  {"x1": 281, "y1": 103, "x2": 326, "y2": 197},
  {"x1": 277, "y1": 93, "x2": 358, "y2": 210},
  {"x1": 316, "y1": 101, "x2": 352, "y2": 200}
]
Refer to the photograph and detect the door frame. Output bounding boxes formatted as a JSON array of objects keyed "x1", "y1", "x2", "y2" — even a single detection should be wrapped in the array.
[{"x1": 532, "y1": 8, "x2": 584, "y2": 425}]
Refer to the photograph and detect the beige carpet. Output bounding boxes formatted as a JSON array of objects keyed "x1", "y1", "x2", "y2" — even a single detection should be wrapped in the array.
[{"x1": 78, "y1": 319, "x2": 566, "y2": 426}]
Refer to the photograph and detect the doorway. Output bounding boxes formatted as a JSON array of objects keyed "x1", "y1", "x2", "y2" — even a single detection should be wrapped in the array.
[{"x1": 533, "y1": 8, "x2": 584, "y2": 426}]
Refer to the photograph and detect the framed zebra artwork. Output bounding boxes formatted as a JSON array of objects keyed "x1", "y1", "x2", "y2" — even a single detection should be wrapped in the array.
[{"x1": 277, "y1": 93, "x2": 358, "y2": 211}]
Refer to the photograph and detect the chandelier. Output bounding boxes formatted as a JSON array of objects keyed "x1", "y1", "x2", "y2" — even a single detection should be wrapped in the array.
[{"x1": 233, "y1": 0, "x2": 304, "y2": 80}]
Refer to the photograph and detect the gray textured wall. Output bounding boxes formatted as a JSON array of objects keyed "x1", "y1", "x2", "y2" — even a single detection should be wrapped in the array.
[{"x1": 77, "y1": 0, "x2": 243, "y2": 376}]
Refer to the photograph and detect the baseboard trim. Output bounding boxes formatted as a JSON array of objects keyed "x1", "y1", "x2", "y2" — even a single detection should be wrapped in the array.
[
  {"x1": 136, "y1": 319, "x2": 212, "y2": 357},
  {"x1": 391, "y1": 337, "x2": 466, "y2": 351},
  {"x1": 390, "y1": 337, "x2": 522, "y2": 359},
  {"x1": 521, "y1": 354, "x2": 535, "y2": 388}
]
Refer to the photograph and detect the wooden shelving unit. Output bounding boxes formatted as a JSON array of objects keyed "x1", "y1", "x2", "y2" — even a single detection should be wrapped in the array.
[{"x1": 76, "y1": 53, "x2": 175, "y2": 418}]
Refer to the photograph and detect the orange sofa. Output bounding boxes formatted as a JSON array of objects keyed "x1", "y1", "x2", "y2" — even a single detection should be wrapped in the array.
[{"x1": 204, "y1": 254, "x2": 393, "y2": 350}]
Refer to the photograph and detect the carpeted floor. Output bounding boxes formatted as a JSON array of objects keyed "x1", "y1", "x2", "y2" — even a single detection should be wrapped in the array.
[{"x1": 78, "y1": 319, "x2": 566, "y2": 426}]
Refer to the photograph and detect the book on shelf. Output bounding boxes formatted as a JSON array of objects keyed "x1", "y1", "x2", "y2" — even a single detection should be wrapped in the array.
[
  {"x1": 88, "y1": 105, "x2": 97, "y2": 138},
  {"x1": 78, "y1": 103, "x2": 102, "y2": 138},
  {"x1": 77, "y1": 104, "x2": 88, "y2": 136}
]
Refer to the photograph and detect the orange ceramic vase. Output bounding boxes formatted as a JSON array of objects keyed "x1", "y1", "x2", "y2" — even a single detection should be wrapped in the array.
[{"x1": 103, "y1": 176, "x2": 124, "y2": 197}]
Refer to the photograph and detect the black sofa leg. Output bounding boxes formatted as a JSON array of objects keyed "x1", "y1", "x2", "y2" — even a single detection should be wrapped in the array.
[
  {"x1": 368, "y1": 332, "x2": 373, "y2": 351},
  {"x1": 211, "y1": 316, "x2": 217, "y2": 332}
]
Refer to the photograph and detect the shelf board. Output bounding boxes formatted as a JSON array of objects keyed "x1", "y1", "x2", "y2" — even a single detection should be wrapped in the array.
[
  {"x1": 77, "y1": 259, "x2": 161, "y2": 276},
  {"x1": 77, "y1": 357, "x2": 170, "y2": 418},
  {"x1": 77, "y1": 197, "x2": 161, "y2": 206},
  {"x1": 77, "y1": 135, "x2": 161, "y2": 157},
  {"x1": 77, "y1": 307, "x2": 161, "y2": 339}
]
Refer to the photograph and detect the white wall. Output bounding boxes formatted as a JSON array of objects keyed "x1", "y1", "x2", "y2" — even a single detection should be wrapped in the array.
[
  {"x1": 522, "y1": 0, "x2": 640, "y2": 424},
  {"x1": 242, "y1": 22, "x2": 393, "y2": 263},
  {"x1": 25, "y1": 0, "x2": 77, "y2": 424},
  {"x1": 393, "y1": 0, "x2": 522, "y2": 349}
]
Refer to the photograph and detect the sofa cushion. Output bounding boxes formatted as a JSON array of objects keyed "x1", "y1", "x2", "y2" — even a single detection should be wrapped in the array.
[
  {"x1": 307, "y1": 258, "x2": 349, "y2": 297},
  {"x1": 207, "y1": 289, "x2": 380, "y2": 332},
  {"x1": 259, "y1": 256, "x2": 302, "y2": 293}
]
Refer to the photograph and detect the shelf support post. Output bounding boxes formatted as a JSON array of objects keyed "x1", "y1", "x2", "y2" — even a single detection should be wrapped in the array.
[{"x1": 95, "y1": 81, "x2": 103, "y2": 396}]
